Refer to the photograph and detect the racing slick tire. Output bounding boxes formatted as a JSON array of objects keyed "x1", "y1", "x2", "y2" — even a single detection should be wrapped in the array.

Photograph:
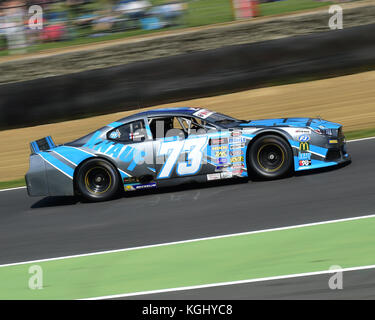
[
  {"x1": 248, "y1": 135, "x2": 293, "y2": 179},
  {"x1": 75, "y1": 158, "x2": 120, "y2": 202}
]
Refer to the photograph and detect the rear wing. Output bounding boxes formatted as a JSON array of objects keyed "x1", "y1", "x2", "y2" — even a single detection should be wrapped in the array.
[{"x1": 30, "y1": 136, "x2": 56, "y2": 154}]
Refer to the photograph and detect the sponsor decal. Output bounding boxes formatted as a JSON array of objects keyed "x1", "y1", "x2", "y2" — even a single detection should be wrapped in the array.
[
  {"x1": 211, "y1": 145, "x2": 228, "y2": 151},
  {"x1": 215, "y1": 157, "x2": 228, "y2": 165},
  {"x1": 193, "y1": 109, "x2": 214, "y2": 119},
  {"x1": 125, "y1": 183, "x2": 157, "y2": 191},
  {"x1": 231, "y1": 131, "x2": 241, "y2": 137},
  {"x1": 210, "y1": 138, "x2": 228, "y2": 145},
  {"x1": 299, "y1": 142, "x2": 310, "y2": 152},
  {"x1": 124, "y1": 185, "x2": 136, "y2": 191},
  {"x1": 84, "y1": 131, "x2": 147, "y2": 172},
  {"x1": 109, "y1": 130, "x2": 120, "y2": 139},
  {"x1": 215, "y1": 151, "x2": 227, "y2": 157},
  {"x1": 134, "y1": 183, "x2": 157, "y2": 190},
  {"x1": 299, "y1": 160, "x2": 312, "y2": 167},
  {"x1": 230, "y1": 143, "x2": 245, "y2": 150},
  {"x1": 220, "y1": 172, "x2": 233, "y2": 179},
  {"x1": 298, "y1": 152, "x2": 311, "y2": 160},
  {"x1": 208, "y1": 172, "x2": 233, "y2": 180},
  {"x1": 296, "y1": 129, "x2": 312, "y2": 134},
  {"x1": 229, "y1": 137, "x2": 246, "y2": 144},
  {"x1": 298, "y1": 135, "x2": 310, "y2": 142},
  {"x1": 232, "y1": 164, "x2": 244, "y2": 170},
  {"x1": 215, "y1": 165, "x2": 230, "y2": 172},
  {"x1": 207, "y1": 173, "x2": 221, "y2": 181},
  {"x1": 329, "y1": 139, "x2": 338, "y2": 144},
  {"x1": 230, "y1": 156, "x2": 244, "y2": 163},
  {"x1": 230, "y1": 150, "x2": 243, "y2": 156},
  {"x1": 232, "y1": 169, "x2": 243, "y2": 175}
]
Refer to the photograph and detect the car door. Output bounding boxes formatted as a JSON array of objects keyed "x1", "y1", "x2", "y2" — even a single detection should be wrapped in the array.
[{"x1": 148, "y1": 115, "x2": 219, "y2": 180}]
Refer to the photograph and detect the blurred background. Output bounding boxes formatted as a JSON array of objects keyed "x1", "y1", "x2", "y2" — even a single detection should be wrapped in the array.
[
  {"x1": 0, "y1": 0, "x2": 375, "y2": 302},
  {"x1": 0, "y1": 0, "x2": 342, "y2": 55},
  {"x1": 0, "y1": 0, "x2": 374, "y2": 185}
]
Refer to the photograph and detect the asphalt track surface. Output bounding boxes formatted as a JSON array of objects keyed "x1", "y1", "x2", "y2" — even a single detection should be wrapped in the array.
[
  {"x1": 1, "y1": 139, "x2": 374, "y2": 265},
  {"x1": 119, "y1": 268, "x2": 375, "y2": 300},
  {"x1": 0, "y1": 139, "x2": 374, "y2": 299}
]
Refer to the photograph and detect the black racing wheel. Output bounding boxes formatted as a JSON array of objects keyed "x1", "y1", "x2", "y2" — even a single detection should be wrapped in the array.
[
  {"x1": 75, "y1": 158, "x2": 120, "y2": 202},
  {"x1": 248, "y1": 135, "x2": 293, "y2": 179}
]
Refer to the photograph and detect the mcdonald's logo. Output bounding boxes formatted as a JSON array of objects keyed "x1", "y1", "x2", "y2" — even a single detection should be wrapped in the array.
[{"x1": 299, "y1": 142, "x2": 310, "y2": 152}]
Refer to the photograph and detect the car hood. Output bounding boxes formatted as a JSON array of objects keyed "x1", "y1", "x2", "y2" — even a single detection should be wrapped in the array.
[{"x1": 238, "y1": 117, "x2": 342, "y2": 130}]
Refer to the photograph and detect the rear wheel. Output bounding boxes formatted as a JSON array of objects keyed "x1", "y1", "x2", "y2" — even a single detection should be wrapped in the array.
[
  {"x1": 76, "y1": 158, "x2": 120, "y2": 202},
  {"x1": 248, "y1": 135, "x2": 293, "y2": 179}
]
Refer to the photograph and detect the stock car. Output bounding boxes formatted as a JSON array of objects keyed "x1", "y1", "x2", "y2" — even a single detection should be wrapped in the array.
[{"x1": 25, "y1": 107, "x2": 351, "y2": 201}]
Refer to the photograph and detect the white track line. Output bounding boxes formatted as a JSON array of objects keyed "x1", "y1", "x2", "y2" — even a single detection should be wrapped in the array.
[
  {"x1": 347, "y1": 136, "x2": 375, "y2": 143},
  {"x1": 0, "y1": 186, "x2": 26, "y2": 192},
  {"x1": 0, "y1": 135, "x2": 374, "y2": 193},
  {"x1": 82, "y1": 264, "x2": 375, "y2": 300},
  {"x1": 1, "y1": 213, "x2": 375, "y2": 268}
]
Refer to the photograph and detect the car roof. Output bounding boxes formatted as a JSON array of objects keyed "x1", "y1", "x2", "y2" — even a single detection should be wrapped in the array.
[{"x1": 115, "y1": 107, "x2": 202, "y2": 124}]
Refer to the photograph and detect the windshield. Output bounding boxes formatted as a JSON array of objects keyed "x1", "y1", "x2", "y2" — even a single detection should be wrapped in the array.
[{"x1": 205, "y1": 112, "x2": 248, "y2": 127}]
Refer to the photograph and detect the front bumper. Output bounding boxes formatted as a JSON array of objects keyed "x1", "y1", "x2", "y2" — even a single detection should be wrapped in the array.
[
  {"x1": 294, "y1": 135, "x2": 351, "y2": 171},
  {"x1": 325, "y1": 138, "x2": 351, "y2": 163}
]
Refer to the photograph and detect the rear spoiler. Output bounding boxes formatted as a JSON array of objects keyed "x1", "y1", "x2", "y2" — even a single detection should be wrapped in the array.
[{"x1": 30, "y1": 136, "x2": 56, "y2": 154}]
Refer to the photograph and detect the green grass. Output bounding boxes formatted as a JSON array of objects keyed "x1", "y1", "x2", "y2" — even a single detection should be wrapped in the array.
[
  {"x1": 186, "y1": 0, "x2": 234, "y2": 27},
  {"x1": 345, "y1": 128, "x2": 375, "y2": 141},
  {"x1": 0, "y1": 216, "x2": 374, "y2": 299},
  {"x1": 0, "y1": 0, "x2": 333, "y2": 57},
  {"x1": 0, "y1": 178, "x2": 25, "y2": 190},
  {"x1": 260, "y1": 0, "x2": 333, "y2": 17},
  {"x1": 0, "y1": 127, "x2": 374, "y2": 190}
]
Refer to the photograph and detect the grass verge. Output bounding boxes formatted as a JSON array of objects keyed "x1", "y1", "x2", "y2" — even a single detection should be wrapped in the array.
[
  {"x1": 0, "y1": 215, "x2": 374, "y2": 299},
  {"x1": 260, "y1": 0, "x2": 332, "y2": 16},
  {"x1": 0, "y1": 178, "x2": 25, "y2": 190},
  {"x1": 345, "y1": 128, "x2": 375, "y2": 141}
]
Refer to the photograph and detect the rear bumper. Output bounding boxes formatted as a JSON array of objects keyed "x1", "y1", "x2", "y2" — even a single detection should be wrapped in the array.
[
  {"x1": 25, "y1": 154, "x2": 49, "y2": 196},
  {"x1": 26, "y1": 153, "x2": 74, "y2": 197}
]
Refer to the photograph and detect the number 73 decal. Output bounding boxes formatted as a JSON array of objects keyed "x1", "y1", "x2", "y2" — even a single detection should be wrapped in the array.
[{"x1": 157, "y1": 136, "x2": 208, "y2": 179}]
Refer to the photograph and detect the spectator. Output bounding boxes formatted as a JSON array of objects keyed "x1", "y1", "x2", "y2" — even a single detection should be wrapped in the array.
[
  {"x1": 115, "y1": 0, "x2": 151, "y2": 20},
  {"x1": 2, "y1": 0, "x2": 27, "y2": 53}
]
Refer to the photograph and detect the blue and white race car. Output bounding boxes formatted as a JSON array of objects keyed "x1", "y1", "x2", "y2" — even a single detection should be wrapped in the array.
[{"x1": 26, "y1": 107, "x2": 351, "y2": 201}]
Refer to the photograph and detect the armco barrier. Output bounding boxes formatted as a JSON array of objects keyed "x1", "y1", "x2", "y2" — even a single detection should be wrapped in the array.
[{"x1": 0, "y1": 23, "x2": 375, "y2": 129}]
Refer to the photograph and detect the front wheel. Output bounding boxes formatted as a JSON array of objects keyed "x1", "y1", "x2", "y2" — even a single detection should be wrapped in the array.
[
  {"x1": 248, "y1": 135, "x2": 293, "y2": 179},
  {"x1": 75, "y1": 158, "x2": 120, "y2": 202}
]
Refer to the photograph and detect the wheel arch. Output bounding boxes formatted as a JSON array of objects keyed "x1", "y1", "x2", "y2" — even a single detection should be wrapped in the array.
[
  {"x1": 73, "y1": 156, "x2": 123, "y2": 194},
  {"x1": 246, "y1": 129, "x2": 295, "y2": 174}
]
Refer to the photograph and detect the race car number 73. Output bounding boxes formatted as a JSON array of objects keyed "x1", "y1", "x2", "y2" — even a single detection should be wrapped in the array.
[{"x1": 157, "y1": 136, "x2": 208, "y2": 179}]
